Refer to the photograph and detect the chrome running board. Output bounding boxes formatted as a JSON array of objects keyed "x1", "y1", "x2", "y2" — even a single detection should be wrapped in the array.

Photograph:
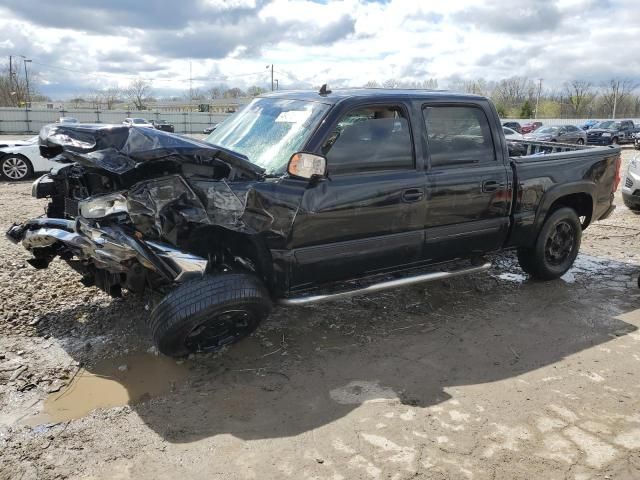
[{"x1": 278, "y1": 262, "x2": 492, "y2": 306}]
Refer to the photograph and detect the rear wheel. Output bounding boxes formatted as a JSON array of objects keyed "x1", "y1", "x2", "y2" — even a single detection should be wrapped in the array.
[
  {"x1": 0, "y1": 155, "x2": 33, "y2": 181},
  {"x1": 149, "y1": 273, "x2": 271, "y2": 357},
  {"x1": 577, "y1": 138, "x2": 584, "y2": 145},
  {"x1": 517, "y1": 207, "x2": 581, "y2": 280}
]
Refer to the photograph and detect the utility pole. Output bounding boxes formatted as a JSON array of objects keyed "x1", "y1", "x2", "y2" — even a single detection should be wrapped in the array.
[
  {"x1": 535, "y1": 78, "x2": 543, "y2": 119},
  {"x1": 21, "y1": 57, "x2": 31, "y2": 107},
  {"x1": 8, "y1": 56, "x2": 13, "y2": 106},
  {"x1": 266, "y1": 64, "x2": 274, "y2": 91},
  {"x1": 612, "y1": 83, "x2": 618, "y2": 119}
]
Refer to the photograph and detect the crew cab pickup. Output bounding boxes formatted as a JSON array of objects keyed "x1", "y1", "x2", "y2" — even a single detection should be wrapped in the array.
[
  {"x1": 6, "y1": 89, "x2": 621, "y2": 357},
  {"x1": 587, "y1": 119, "x2": 638, "y2": 145}
]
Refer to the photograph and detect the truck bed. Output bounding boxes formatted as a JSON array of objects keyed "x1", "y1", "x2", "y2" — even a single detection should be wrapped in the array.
[
  {"x1": 508, "y1": 139, "x2": 617, "y2": 159},
  {"x1": 506, "y1": 139, "x2": 621, "y2": 250}
]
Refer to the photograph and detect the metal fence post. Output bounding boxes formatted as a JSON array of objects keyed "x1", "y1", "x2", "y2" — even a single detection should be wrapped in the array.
[{"x1": 24, "y1": 107, "x2": 31, "y2": 133}]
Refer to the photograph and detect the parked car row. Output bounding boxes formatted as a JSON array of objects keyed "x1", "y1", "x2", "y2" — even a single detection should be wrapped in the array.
[
  {"x1": 502, "y1": 121, "x2": 543, "y2": 134},
  {"x1": 502, "y1": 119, "x2": 639, "y2": 146},
  {"x1": 525, "y1": 125, "x2": 586, "y2": 144}
]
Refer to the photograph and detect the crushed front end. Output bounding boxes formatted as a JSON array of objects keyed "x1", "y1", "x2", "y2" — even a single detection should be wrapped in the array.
[
  {"x1": 6, "y1": 216, "x2": 208, "y2": 296},
  {"x1": 6, "y1": 123, "x2": 265, "y2": 297}
]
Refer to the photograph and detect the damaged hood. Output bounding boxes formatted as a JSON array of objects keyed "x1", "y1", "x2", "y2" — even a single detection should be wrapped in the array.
[{"x1": 38, "y1": 123, "x2": 265, "y2": 179}]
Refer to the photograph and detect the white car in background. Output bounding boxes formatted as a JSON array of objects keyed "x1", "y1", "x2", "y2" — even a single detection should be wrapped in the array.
[
  {"x1": 0, "y1": 136, "x2": 38, "y2": 149},
  {"x1": 57, "y1": 117, "x2": 79, "y2": 124},
  {"x1": 0, "y1": 136, "x2": 60, "y2": 181},
  {"x1": 503, "y1": 126, "x2": 523, "y2": 140},
  {"x1": 123, "y1": 118, "x2": 154, "y2": 128}
]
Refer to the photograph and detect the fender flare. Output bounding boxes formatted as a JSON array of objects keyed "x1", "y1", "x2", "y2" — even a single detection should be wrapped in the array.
[{"x1": 532, "y1": 181, "x2": 596, "y2": 233}]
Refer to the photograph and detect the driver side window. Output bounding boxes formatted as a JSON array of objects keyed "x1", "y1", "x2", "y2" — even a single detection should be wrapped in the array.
[{"x1": 322, "y1": 106, "x2": 414, "y2": 175}]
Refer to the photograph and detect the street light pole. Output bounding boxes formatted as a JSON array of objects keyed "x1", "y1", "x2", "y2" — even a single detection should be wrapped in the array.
[
  {"x1": 266, "y1": 64, "x2": 273, "y2": 91},
  {"x1": 535, "y1": 78, "x2": 543, "y2": 120}
]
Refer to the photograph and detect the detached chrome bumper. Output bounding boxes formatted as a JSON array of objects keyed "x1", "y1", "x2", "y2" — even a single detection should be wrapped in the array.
[{"x1": 6, "y1": 218, "x2": 207, "y2": 282}]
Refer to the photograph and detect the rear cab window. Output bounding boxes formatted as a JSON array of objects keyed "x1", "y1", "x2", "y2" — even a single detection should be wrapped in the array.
[{"x1": 423, "y1": 105, "x2": 497, "y2": 168}]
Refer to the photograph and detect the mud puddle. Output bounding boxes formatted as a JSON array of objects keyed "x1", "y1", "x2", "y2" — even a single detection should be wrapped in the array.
[{"x1": 25, "y1": 353, "x2": 191, "y2": 425}]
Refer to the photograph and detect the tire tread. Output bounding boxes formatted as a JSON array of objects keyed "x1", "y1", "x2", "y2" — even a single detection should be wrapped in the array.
[{"x1": 149, "y1": 274, "x2": 271, "y2": 357}]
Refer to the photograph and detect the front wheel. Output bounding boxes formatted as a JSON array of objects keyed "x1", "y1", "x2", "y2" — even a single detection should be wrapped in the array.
[
  {"x1": 149, "y1": 273, "x2": 271, "y2": 357},
  {"x1": 1, "y1": 155, "x2": 33, "y2": 181},
  {"x1": 517, "y1": 207, "x2": 582, "y2": 280},
  {"x1": 577, "y1": 138, "x2": 584, "y2": 145}
]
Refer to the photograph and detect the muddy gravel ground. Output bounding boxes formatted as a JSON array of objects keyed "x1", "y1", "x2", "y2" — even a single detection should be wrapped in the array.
[{"x1": 1, "y1": 148, "x2": 640, "y2": 480}]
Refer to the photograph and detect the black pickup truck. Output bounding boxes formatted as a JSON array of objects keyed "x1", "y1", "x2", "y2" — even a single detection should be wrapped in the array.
[
  {"x1": 7, "y1": 89, "x2": 621, "y2": 357},
  {"x1": 586, "y1": 119, "x2": 638, "y2": 145}
]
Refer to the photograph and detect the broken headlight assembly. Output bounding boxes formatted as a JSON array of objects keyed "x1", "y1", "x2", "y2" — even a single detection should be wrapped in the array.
[{"x1": 78, "y1": 192, "x2": 128, "y2": 219}]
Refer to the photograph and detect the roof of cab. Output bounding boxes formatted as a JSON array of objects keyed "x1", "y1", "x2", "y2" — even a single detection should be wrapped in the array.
[{"x1": 259, "y1": 88, "x2": 486, "y2": 105}]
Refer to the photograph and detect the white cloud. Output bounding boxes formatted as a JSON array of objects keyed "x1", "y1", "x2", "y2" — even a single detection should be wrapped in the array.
[{"x1": 0, "y1": 0, "x2": 638, "y2": 99}]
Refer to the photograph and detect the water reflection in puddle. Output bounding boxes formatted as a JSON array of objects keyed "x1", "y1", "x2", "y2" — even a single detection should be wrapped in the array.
[{"x1": 25, "y1": 353, "x2": 191, "y2": 425}]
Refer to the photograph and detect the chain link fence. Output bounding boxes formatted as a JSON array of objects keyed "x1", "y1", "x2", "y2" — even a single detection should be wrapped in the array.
[{"x1": 0, "y1": 108, "x2": 233, "y2": 134}]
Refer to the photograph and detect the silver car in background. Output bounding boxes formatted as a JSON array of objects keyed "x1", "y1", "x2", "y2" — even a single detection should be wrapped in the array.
[
  {"x1": 122, "y1": 118, "x2": 154, "y2": 128},
  {"x1": 524, "y1": 125, "x2": 587, "y2": 144},
  {"x1": 622, "y1": 154, "x2": 640, "y2": 211}
]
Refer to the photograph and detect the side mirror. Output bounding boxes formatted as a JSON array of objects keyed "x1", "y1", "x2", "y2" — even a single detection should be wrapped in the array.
[{"x1": 287, "y1": 152, "x2": 327, "y2": 179}]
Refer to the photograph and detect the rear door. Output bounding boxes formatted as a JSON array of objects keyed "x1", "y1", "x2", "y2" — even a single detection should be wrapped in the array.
[
  {"x1": 421, "y1": 103, "x2": 512, "y2": 261},
  {"x1": 289, "y1": 103, "x2": 426, "y2": 288}
]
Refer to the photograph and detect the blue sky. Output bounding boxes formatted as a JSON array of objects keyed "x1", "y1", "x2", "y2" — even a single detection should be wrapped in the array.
[{"x1": 0, "y1": 0, "x2": 637, "y2": 99}]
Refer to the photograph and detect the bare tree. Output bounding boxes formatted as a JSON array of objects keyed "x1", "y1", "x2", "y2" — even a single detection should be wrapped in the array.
[
  {"x1": 364, "y1": 80, "x2": 379, "y2": 88},
  {"x1": 69, "y1": 96, "x2": 85, "y2": 109},
  {"x1": 185, "y1": 88, "x2": 206, "y2": 102},
  {"x1": 126, "y1": 78, "x2": 152, "y2": 110},
  {"x1": 564, "y1": 81, "x2": 595, "y2": 116},
  {"x1": 223, "y1": 87, "x2": 245, "y2": 99},
  {"x1": 633, "y1": 94, "x2": 640, "y2": 117},
  {"x1": 423, "y1": 78, "x2": 439, "y2": 89},
  {"x1": 493, "y1": 76, "x2": 535, "y2": 109},
  {"x1": 100, "y1": 87, "x2": 122, "y2": 110},
  {"x1": 86, "y1": 90, "x2": 102, "y2": 110},
  {"x1": 247, "y1": 86, "x2": 267, "y2": 96},
  {"x1": 208, "y1": 85, "x2": 226, "y2": 99},
  {"x1": 0, "y1": 62, "x2": 32, "y2": 107},
  {"x1": 383, "y1": 79, "x2": 400, "y2": 89},
  {"x1": 448, "y1": 78, "x2": 488, "y2": 96},
  {"x1": 600, "y1": 79, "x2": 638, "y2": 118}
]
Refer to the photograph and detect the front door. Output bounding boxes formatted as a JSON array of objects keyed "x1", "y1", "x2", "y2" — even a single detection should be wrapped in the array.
[
  {"x1": 422, "y1": 103, "x2": 512, "y2": 261},
  {"x1": 289, "y1": 103, "x2": 426, "y2": 288}
]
